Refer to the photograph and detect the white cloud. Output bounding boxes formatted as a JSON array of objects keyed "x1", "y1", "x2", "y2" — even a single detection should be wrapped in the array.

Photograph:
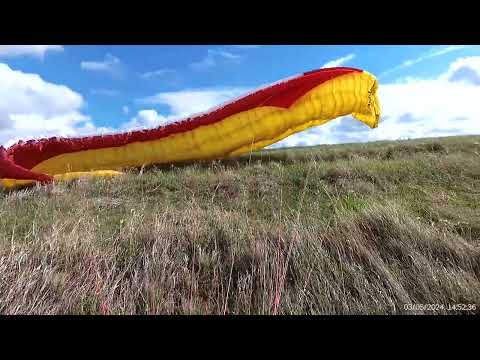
[
  {"x1": 140, "y1": 68, "x2": 175, "y2": 79},
  {"x1": 122, "y1": 106, "x2": 129, "y2": 115},
  {"x1": 0, "y1": 63, "x2": 98, "y2": 146},
  {"x1": 80, "y1": 53, "x2": 121, "y2": 74},
  {"x1": 440, "y1": 56, "x2": 480, "y2": 85},
  {"x1": 0, "y1": 45, "x2": 63, "y2": 59},
  {"x1": 138, "y1": 87, "x2": 249, "y2": 121},
  {"x1": 270, "y1": 121, "x2": 341, "y2": 149},
  {"x1": 122, "y1": 109, "x2": 169, "y2": 130},
  {"x1": 381, "y1": 45, "x2": 467, "y2": 77},
  {"x1": 190, "y1": 49, "x2": 242, "y2": 70},
  {"x1": 321, "y1": 54, "x2": 355, "y2": 68}
]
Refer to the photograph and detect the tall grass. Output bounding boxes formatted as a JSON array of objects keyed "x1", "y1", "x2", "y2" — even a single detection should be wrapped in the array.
[{"x1": 1, "y1": 135, "x2": 479, "y2": 314}]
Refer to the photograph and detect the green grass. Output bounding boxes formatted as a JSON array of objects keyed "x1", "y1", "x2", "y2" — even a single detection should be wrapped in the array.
[{"x1": 0, "y1": 135, "x2": 479, "y2": 314}]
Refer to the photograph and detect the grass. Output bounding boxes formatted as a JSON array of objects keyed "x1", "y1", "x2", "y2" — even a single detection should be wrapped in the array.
[{"x1": 0, "y1": 135, "x2": 479, "y2": 314}]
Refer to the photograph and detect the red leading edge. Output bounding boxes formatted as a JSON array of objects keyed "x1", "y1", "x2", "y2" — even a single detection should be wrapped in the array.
[{"x1": 0, "y1": 146, "x2": 53, "y2": 183}]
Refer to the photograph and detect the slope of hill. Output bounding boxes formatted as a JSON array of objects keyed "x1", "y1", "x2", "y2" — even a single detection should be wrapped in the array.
[{"x1": 1, "y1": 135, "x2": 479, "y2": 314}]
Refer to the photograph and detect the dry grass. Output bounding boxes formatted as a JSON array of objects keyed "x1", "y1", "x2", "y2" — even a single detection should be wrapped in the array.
[{"x1": 1, "y1": 135, "x2": 479, "y2": 314}]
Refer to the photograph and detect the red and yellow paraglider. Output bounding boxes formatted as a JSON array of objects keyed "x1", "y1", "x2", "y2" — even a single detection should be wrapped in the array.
[{"x1": 0, "y1": 67, "x2": 380, "y2": 189}]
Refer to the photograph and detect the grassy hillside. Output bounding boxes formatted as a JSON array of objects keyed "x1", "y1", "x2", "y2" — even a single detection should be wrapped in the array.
[{"x1": 1, "y1": 135, "x2": 479, "y2": 314}]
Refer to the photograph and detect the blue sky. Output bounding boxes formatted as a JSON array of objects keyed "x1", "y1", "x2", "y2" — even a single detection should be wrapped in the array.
[{"x1": 0, "y1": 45, "x2": 479, "y2": 147}]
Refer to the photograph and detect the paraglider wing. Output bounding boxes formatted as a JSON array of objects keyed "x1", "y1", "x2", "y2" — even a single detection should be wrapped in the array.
[{"x1": 1, "y1": 67, "x2": 380, "y2": 189}]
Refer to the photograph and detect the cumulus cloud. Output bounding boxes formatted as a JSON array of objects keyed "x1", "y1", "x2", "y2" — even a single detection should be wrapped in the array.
[
  {"x1": 0, "y1": 45, "x2": 63, "y2": 59},
  {"x1": 190, "y1": 49, "x2": 242, "y2": 70},
  {"x1": 0, "y1": 63, "x2": 98, "y2": 146},
  {"x1": 321, "y1": 54, "x2": 356, "y2": 68},
  {"x1": 440, "y1": 56, "x2": 480, "y2": 85},
  {"x1": 269, "y1": 121, "x2": 342, "y2": 149},
  {"x1": 121, "y1": 110, "x2": 169, "y2": 130},
  {"x1": 138, "y1": 87, "x2": 249, "y2": 121}
]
